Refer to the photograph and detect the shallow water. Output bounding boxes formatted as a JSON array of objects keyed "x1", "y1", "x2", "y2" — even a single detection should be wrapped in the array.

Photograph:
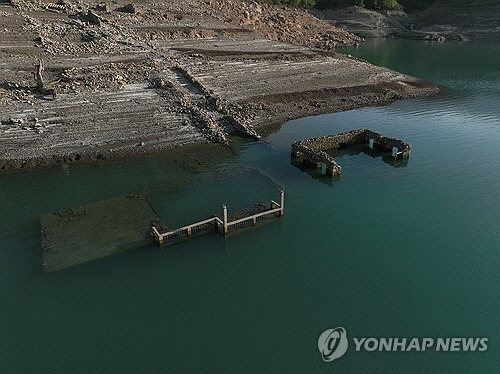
[{"x1": 0, "y1": 40, "x2": 499, "y2": 372}]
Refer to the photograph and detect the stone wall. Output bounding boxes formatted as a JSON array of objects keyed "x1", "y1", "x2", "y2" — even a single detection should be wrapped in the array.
[
  {"x1": 291, "y1": 142, "x2": 342, "y2": 176},
  {"x1": 362, "y1": 130, "x2": 411, "y2": 157},
  {"x1": 291, "y1": 129, "x2": 411, "y2": 177}
]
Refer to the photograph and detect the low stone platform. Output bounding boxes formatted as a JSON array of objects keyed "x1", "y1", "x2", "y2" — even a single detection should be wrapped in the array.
[
  {"x1": 41, "y1": 194, "x2": 167, "y2": 272},
  {"x1": 291, "y1": 129, "x2": 411, "y2": 176}
]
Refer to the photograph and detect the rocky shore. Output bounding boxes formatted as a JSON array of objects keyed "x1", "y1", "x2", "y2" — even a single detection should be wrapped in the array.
[
  {"x1": 314, "y1": 2, "x2": 500, "y2": 42},
  {"x1": 0, "y1": 0, "x2": 438, "y2": 170}
]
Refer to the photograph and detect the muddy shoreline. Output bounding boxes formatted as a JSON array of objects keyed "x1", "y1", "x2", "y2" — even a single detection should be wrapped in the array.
[
  {"x1": 0, "y1": 0, "x2": 438, "y2": 170},
  {"x1": 0, "y1": 75, "x2": 437, "y2": 170}
]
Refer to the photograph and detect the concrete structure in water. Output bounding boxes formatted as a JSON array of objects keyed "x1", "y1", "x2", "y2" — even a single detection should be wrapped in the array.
[
  {"x1": 291, "y1": 129, "x2": 411, "y2": 176},
  {"x1": 152, "y1": 190, "x2": 284, "y2": 246},
  {"x1": 41, "y1": 190, "x2": 285, "y2": 270}
]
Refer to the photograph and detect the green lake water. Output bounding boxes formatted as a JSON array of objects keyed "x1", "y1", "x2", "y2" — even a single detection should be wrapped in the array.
[{"x1": 1, "y1": 40, "x2": 499, "y2": 372}]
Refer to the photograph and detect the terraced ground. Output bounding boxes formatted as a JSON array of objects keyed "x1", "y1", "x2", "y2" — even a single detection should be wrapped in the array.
[{"x1": 0, "y1": 0, "x2": 438, "y2": 169}]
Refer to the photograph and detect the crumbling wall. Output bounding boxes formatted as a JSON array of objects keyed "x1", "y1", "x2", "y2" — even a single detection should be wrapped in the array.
[
  {"x1": 291, "y1": 143, "x2": 342, "y2": 176},
  {"x1": 291, "y1": 129, "x2": 411, "y2": 177},
  {"x1": 173, "y1": 66, "x2": 261, "y2": 140},
  {"x1": 300, "y1": 129, "x2": 366, "y2": 151},
  {"x1": 362, "y1": 130, "x2": 411, "y2": 157}
]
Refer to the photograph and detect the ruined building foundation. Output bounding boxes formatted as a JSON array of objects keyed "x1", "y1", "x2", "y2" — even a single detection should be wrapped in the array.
[{"x1": 291, "y1": 129, "x2": 411, "y2": 176}]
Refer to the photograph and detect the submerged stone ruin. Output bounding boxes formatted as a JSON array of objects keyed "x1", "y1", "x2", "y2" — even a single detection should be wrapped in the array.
[
  {"x1": 291, "y1": 129, "x2": 411, "y2": 176},
  {"x1": 40, "y1": 167, "x2": 284, "y2": 271},
  {"x1": 41, "y1": 194, "x2": 167, "y2": 272}
]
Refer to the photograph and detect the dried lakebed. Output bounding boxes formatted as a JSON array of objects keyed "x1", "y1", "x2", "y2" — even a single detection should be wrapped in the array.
[
  {"x1": 0, "y1": 0, "x2": 438, "y2": 169},
  {"x1": 0, "y1": 48, "x2": 438, "y2": 169}
]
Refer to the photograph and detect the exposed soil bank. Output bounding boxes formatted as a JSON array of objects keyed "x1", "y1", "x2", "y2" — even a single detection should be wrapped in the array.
[
  {"x1": 314, "y1": 2, "x2": 500, "y2": 42},
  {"x1": 0, "y1": 0, "x2": 437, "y2": 170}
]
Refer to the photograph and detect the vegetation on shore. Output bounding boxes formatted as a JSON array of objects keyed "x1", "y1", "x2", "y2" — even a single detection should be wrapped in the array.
[{"x1": 316, "y1": 0, "x2": 402, "y2": 10}]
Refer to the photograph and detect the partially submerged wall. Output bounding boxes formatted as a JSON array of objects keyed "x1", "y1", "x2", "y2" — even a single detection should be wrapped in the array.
[
  {"x1": 291, "y1": 129, "x2": 411, "y2": 176},
  {"x1": 363, "y1": 130, "x2": 411, "y2": 157}
]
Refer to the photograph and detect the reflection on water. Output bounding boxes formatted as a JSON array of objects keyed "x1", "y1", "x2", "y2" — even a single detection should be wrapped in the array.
[
  {"x1": 290, "y1": 142, "x2": 409, "y2": 185},
  {"x1": 289, "y1": 158, "x2": 339, "y2": 186},
  {"x1": 327, "y1": 143, "x2": 410, "y2": 167}
]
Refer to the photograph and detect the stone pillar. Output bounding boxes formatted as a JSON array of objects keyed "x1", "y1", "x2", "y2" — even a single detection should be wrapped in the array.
[
  {"x1": 223, "y1": 204, "x2": 228, "y2": 235},
  {"x1": 152, "y1": 227, "x2": 164, "y2": 246},
  {"x1": 279, "y1": 189, "x2": 284, "y2": 217}
]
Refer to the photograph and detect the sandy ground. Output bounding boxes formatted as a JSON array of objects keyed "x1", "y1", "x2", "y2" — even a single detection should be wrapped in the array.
[{"x1": 0, "y1": 0, "x2": 438, "y2": 169}]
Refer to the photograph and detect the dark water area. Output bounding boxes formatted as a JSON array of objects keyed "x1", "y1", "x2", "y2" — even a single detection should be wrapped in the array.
[{"x1": 0, "y1": 40, "x2": 499, "y2": 372}]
